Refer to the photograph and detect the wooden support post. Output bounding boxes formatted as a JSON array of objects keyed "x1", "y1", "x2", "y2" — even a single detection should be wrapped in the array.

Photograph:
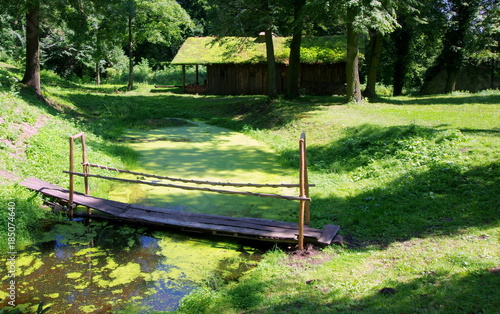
[
  {"x1": 195, "y1": 65, "x2": 199, "y2": 85},
  {"x1": 68, "y1": 132, "x2": 88, "y2": 218},
  {"x1": 298, "y1": 132, "x2": 310, "y2": 250},
  {"x1": 81, "y1": 133, "x2": 89, "y2": 196},
  {"x1": 302, "y1": 134, "x2": 310, "y2": 225},
  {"x1": 80, "y1": 133, "x2": 91, "y2": 215},
  {"x1": 182, "y1": 65, "x2": 186, "y2": 92},
  {"x1": 69, "y1": 136, "x2": 75, "y2": 219}
]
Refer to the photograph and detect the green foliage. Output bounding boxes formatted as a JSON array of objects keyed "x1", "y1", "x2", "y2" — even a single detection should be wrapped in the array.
[
  {"x1": 36, "y1": 301, "x2": 51, "y2": 314},
  {"x1": 0, "y1": 305, "x2": 20, "y2": 314},
  {"x1": 307, "y1": 124, "x2": 464, "y2": 173},
  {"x1": 0, "y1": 64, "x2": 139, "y2": 251},
  {"x1": 1, "y1": 63, "x2": 499, "y2": 312}
]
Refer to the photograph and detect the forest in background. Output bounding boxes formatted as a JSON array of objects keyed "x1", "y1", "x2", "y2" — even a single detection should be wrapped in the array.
[{"x1": 0, "y1": 0, "x2": 499, "y2": 100}]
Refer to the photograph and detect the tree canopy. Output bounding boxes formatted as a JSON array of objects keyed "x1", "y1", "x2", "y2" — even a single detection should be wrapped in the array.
[{"x1": 0, "y1": 0, "x2": 498, "y2": 99}]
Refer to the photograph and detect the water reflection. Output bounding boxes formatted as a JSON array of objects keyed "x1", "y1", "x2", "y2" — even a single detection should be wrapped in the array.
[
  {"x1": 0, "y1": 220, "x2": 262, "y2": 313},
  {"x1": 1, "y1": 121, "x2": 290, "y2": 312}
]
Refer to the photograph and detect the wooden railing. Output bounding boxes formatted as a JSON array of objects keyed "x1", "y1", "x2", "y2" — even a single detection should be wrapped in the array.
[{"x1": 66, "y1": 132, "x2": 313, "y2": 249}]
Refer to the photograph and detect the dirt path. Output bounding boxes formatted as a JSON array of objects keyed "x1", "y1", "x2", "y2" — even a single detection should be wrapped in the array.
[{"x1": 0, "y1": 114, "x2": 49, "y2": 182}]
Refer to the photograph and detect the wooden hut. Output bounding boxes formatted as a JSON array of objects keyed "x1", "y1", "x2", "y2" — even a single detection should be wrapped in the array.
[{"x1": 171, "y1": 36, "x2": 347, "y2": 95}]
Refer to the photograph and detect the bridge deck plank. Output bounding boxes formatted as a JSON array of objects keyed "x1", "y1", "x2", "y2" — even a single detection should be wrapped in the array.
[{"x1": 20, "y1": 177, "x2": 339, "y2": 245}]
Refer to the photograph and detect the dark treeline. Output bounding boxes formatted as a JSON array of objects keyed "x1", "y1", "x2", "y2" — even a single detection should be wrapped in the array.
[{"x1": 0, "y1": 0, "x2": 498, "y2": 99}]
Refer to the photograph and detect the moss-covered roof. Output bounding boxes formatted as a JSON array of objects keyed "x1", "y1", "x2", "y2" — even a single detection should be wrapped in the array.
[{"x1": 171, "y1": 36, "x2": 347, "y2": 65}]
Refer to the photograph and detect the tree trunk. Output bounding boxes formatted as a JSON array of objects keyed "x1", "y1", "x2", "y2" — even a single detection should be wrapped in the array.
[
  {"x1": 127, "y1": 14, "x2": 134, "y2": 91},
  {"x1": 346, "y1": 8, "x2": 362, "y2": 103},
  {"x1": 265, "y1": 29, "x2": 278, "y2": 99},
  {"x1": 392, "y1": 19, "x2": 411, "y2": 96},
  {"x1": 287, "y1": 0, "x2": 306, "y2": 98},
  {"x1": 443, "y1": 1, "x2": 477, "y2": 93},
  {"x1": 22, "y1": 4, "x2": 42, "y2": 97},
  {"x1": 445, "y1": 69, "x2": 458, "y2": 92},
  {"x1": 363, "y1": 29, "x2": 383, "y2": 98},
  {"x1": 422, "y1": 0, "x2": 478, "y2": 94},
  {"x1": 96, "y1": 61, "x2": 101, "y2": 85}
]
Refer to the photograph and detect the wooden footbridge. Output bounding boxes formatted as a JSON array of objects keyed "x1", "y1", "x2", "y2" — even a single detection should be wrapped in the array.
[{"x1": 20, "y1": 132, "x2": 340, "y2": 249}]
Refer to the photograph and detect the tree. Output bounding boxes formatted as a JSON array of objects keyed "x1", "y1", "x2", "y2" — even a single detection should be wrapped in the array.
[
  {"x1": 0, "y1": 10, "x2": 25, "y2": 63},
  {"x1": 363, "y1": 28, "x2": 383, "y2": 98},
  {"x1": 335, "y1": 0, "x2": 398, "y2": 102},
  {"x1": 123, "y1": 0, "x2": 193, "y2": 90},
  {"x1": 265, "y1": 29, "x2": 278, "y2": 99},
  {"x1": 209, "y1": 0, "x2": 280, "y2": 98},
  {"x1": 178, "y1": 0, "x2": 211, "y2": 35},
  {"x1": 361, "y1": 0, "x2": 401, "y2": 99},
  {"x1": 21, "y1": 0, "x2": 42, "y2": 97},
  {"x1": 391, "y1": 16, "x2": 411, "y2": 96},
  {"x1": 345, "y1": 4, "x2": 362, "y2": 103},
  {"x1": 376, "y1": 0, "x2": 445, "y2": 95},
  {"x1": 442, "y1": 0, "x2": 480, "y2": 92},
  {"x1": 421, "y1": 0, "x2": 482, "y2": 93},
  {"x1": 286, "y1": 0, "x2": 307, "y2": 98}
]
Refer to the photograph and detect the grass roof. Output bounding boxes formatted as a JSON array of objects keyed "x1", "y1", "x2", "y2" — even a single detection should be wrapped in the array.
[{"x1": 171, "y1": 36, "x2": 347, "y2": 65}]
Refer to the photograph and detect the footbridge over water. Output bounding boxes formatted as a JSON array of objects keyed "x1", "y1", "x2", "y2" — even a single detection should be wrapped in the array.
[{"x1": 20, "y1": 132, "x2": 340, "y2": 249}]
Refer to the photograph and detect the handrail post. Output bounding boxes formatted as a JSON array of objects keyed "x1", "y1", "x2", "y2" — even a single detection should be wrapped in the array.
[
  {"x1": 298, "y1": 132, "x2": 310, "y2": 250},
  {"x1": 69, "y1": 136, "x2": 75, "y2": 219},
  {"x1": 68, "y1": 132, "x2": 88, "y2": 218},
  {"x1": 80, "y1": 133, "x2": 90, "y2": 215}
]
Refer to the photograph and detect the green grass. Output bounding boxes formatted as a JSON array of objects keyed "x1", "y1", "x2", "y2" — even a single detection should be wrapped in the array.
[
  {"x1": 0, "y1": 65, "x2": 139, "y2": 250},
  {"x1": 1, "y1": 63, "x2": 499, "y2": 312}
]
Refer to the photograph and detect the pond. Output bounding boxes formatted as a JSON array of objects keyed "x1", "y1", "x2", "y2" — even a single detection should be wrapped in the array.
[{"x1": 1, "y1": 120, "x2": 299, "y2": 312}]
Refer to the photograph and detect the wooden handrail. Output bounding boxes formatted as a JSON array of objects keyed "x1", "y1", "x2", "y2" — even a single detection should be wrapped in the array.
[
  {"x1": 64, "y1": 171, "x2": 312, "y2": 202},
  {"x1": 298, "y1": 132, "x2": 311, "y2": 250},
  {"x1": 68, "y1": 132, "x2": 314, "y2": 249},
  {"x1": 68, "y1": 132, "x2": 89, "y2": 218},
  {"x1": 83, "y1": 162, "x2": 316, "y2": 188}
]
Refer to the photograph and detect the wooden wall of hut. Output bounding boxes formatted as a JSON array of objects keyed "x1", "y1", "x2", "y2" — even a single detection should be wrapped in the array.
[
  {"x1": 300, "y1": 63, "x2": 346, "y2": 95},
  {"x1": 206, "y1": 63, "x2": 346, "y2": 95},
  {"x1": 207, "y1": 64, "x2": 287, "y2": 95}
]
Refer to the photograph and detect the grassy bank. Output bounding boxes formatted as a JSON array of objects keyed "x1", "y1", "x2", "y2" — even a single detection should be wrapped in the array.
[
  {"x1": 1, "y1": 63, "x2": 499, "y2": 312},
  {"x1": 0, "y1": 64, "x2": 138, "y2": 250}
]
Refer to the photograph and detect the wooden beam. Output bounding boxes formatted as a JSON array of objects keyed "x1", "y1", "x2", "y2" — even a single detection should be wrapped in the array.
[
  {"x1": 182, "y1": 64, "x2": 186, "y2": 92},
  {"x1": 64, "y1": 171, "x2": 312, "y2": 202},
  {"x1": 84, "y1": 162, "x2": 315, "y2": 188},
  {"x1": 195, "y1": 64, "x2": 199, "y2": 85},
  {"x1": 19, "y1": 177, "x2": 341, "y2": 245}
]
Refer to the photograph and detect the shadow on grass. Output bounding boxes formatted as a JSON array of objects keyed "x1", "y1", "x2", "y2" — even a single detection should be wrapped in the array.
[
  {"x1": 241, "y1": 268, "x2": 500, "y2": 313},
  {"x1": 57, "y1": 92, "x2": 342, "y2": 139},
  {"x1": 288, "y1": 124, "x2": 449, "y2": 173},
  {"x1": 312, "y1": 162, "x2": 499, "y2": 246},
  {"x1": 459, "y1": 127, "x2": 500, "y2": 135},
  {"x1": 377, "y1": 93, "x2": 500, "y2": 106},
  {"x1": 276, "y1": 123, "x2": 499, "y2": 247}
]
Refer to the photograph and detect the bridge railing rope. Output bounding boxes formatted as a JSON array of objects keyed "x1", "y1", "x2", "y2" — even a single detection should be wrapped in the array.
[{"x1": 67, "y1": 132, "x2": 312, "y2": 249}]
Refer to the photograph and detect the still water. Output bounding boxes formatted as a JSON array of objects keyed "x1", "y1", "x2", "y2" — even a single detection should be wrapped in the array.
[{"x1": 1, "y1": 120, "x2": 298, "y2": 312}]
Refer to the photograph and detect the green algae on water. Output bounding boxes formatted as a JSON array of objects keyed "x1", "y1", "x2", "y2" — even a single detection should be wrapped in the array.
[
  {"x1": 152, "y1": 231, "x2": 257, "y2": 284},
  {"x1": 111, "y1": 121, "x2": 299, "y2": 221}
]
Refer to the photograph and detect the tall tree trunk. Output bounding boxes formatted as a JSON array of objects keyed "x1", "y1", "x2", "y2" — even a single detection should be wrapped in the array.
[
  {"x1": 422, "y1": 0, "x2": 478, "y2": 94},
  {"x1": 363, "y1": 29, "x2": 383, "y2": 98},
  {"x1": 444, "y1": 68, "x2": 458, "y2": 92},
  {"x1": 392, "y1": 18, "x2": 411, "y2": 96},
  {"x1": 22, "y1": 3, "x2": 42, "y2": 97},
  {"x1": 265, "y1": 29, "x2": 278, "y2": 99},
  {"x1": 287, "y1": 0, "x2": 306, "y2": 98},
  {"x1": 127, "y1": 14, "x2": 134, "y2": 91},
  {"x1": 346, "y1": 7, "x2": 362, "y2": 103},
  {"x1": 96, "y1": 61, "x2": 101, "y2": 85},
  {"x1": 443, "y1": 1, "x2": 477, "y2": 93}
]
